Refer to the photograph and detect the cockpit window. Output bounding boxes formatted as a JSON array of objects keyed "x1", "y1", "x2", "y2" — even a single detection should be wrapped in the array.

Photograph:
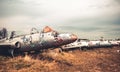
[{"x1": 77, "y1": 39, "x2": 81, "y2": 42}]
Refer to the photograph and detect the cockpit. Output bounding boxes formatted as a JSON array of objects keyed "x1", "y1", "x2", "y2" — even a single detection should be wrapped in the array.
[
  {"x1": 30, "y1": 28, "x2": 39, "y2": 34},
  {"x1": 41, "y1": 26, "x2": 59, "y2": 37}
]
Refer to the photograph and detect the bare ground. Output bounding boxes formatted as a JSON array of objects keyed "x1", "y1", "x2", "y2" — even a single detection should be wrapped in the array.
[{"x1": 0, "y1": 46, "x2": 120, "y2": 72}]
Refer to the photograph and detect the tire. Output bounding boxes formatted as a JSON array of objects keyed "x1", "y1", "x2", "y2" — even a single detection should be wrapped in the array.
[{"x1": 81, "y1": 47, "x2": 88, "y2": 51}]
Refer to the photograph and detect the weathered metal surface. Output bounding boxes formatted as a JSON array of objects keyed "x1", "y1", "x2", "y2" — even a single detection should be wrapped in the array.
[{"x1": 0, "y1": 26, "x2": 77, "y2": 56}]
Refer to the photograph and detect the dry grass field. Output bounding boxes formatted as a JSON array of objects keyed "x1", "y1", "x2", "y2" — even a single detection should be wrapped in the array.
[{"x1": 0, "y1": 46, "x2": 120, "y2": 72}]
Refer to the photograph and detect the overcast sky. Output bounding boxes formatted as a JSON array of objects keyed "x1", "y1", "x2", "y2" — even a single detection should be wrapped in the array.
[{"x1": 0, "y1": 0, "x2": 120, "y2": 39}]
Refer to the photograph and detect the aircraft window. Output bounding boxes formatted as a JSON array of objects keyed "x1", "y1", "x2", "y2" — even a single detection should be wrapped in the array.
[{"x1": 77, "y1": 39, "x2": 81, "y2": 42}]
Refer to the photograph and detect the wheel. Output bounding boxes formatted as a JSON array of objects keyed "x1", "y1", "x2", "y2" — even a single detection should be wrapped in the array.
[
  {"x1": 79, "y1": 47, "x2": 82, "y2": 50},
  {"x1": 59, "y1": 48, "x2": 63, "y2": 53},
  {"x1": 8, "y1": 49, "x2": 14, "y2": 57},
  {"x1": 81, "y1": 47, "x2": 88, "y2": 51}
]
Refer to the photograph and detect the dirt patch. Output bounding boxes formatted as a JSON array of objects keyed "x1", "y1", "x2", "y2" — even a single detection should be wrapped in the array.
[{"x1": 0, "y1": 47, "x2": 120, "y2": 72}]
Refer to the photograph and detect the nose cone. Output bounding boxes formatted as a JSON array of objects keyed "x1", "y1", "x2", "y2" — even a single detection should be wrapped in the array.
[{"x1": 71, "y1": 34, "x2": 78, "y2": 41}]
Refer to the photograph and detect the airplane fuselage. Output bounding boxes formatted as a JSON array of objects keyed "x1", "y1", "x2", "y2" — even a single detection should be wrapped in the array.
[
  {"x1": 0, "y1": 26, "x2": 77, "y2": 56},
  {"x1": 0, "y1": 32, "x2": 77, "y2": 53}
]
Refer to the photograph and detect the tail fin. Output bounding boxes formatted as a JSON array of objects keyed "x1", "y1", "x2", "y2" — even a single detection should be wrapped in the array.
[{"x1": 0, "y1": 28, "x2": 8, "y2": 39}]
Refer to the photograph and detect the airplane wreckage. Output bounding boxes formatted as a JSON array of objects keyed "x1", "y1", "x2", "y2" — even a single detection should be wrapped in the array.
[
  {"x1": 0, "y1": 26, "x2": 120, "y2": 57},
  {"x1": 61, "y1": 38, "x2": 120, "y2": 51},
  {"x1": 0, "y1": 26, "x2": 77, "y2": 57}
]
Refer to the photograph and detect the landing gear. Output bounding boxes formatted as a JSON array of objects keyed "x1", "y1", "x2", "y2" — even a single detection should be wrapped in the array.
[
  {"x1": 8, "y1": 49, "x2": 14, "y2": 57},
  {"x1": 81, "y1": 46, "x2": 88, "y2": 51},
  {"x1": 79, "y1": 47, "x2": 82, "y2": 51},
  {"x1": 59, "y1": 48, "x2": 63, "y2": 53}
]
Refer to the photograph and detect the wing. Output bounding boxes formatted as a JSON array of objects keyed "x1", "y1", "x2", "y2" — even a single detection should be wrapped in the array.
[{"x1": 0, "y1": 43, "x2": 11, "y2": 49}]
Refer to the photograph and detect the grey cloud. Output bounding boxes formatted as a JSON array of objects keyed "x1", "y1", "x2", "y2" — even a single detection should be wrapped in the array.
[
  {"x1": 63, "y1": 13, "x2": 120, "y2": 26},
  {"x1": 0, "y1": 0, "x2": 46, "y2": 17},
  {"x1": 114, "y1": 0, "x2": 120, "y2": 4},
  {"x1": 112, "y1": 28, "x2": 120, "y2": 31},
  {"x1": 59, "y1": 25, "x2": 102, "y2": 32},
  {"x1": 107, "y1": 31, "x2": 120, "y2": 38},
  {"x1": 0, "y1": 0, "x2": 120, "y2": 39},
  {"x1": 58, "y1": 14, "x2": 120, "y2": 39}
]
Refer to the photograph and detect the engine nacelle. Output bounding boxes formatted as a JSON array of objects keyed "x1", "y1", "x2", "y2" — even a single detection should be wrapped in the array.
[{"x1": 10, "y1": 41, "x2": 21, "y2": 49}]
